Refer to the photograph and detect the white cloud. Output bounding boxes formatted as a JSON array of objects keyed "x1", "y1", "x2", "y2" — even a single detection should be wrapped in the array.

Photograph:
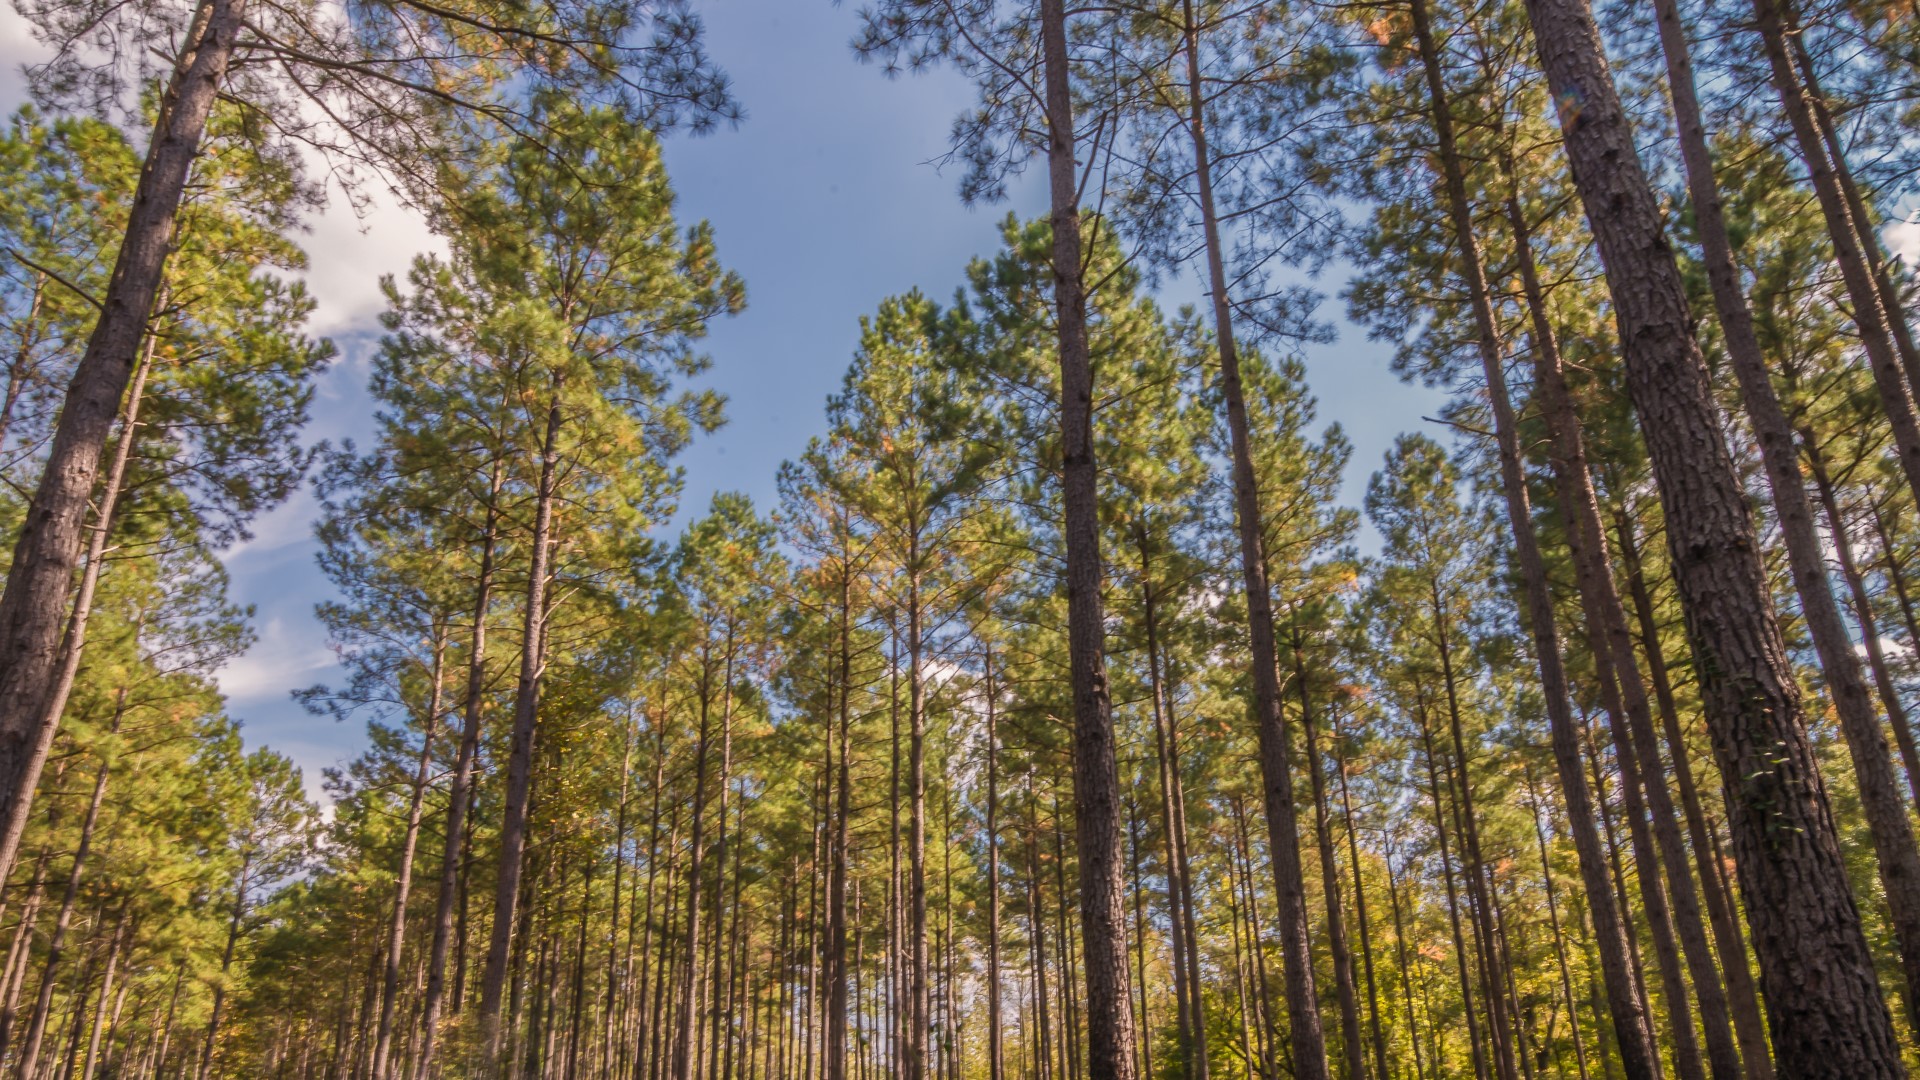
[
  {"x1": 297, "y1": 182, "x2": 442, "y2": 338},
  {"x1": 215, "y1": 616, "x2": 336, "y2": 704}
]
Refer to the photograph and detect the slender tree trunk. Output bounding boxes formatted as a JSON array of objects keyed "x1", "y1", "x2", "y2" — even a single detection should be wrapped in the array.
[
  {"x1": 1175, "y1": 5, "x2": 1328, "y2": 1075},
  {"x1": 1743, "y1": 0, "x2": 1920, "y2": 509},
  {"x1": 1384, "y1": 845, "x2": 1429, "y2": 1080},
  {"x1": 1520, "y1": 763, "x2": 1592, "y2": 1080},
  {"x1": 0, "y1": 0, "x2": 248, "y2": 883},
  {"x1": 1790, "y1": 24, "x2": 1920, "y2": 400},
  {"x1": 78, "y1": 908, "x2": 129, "y2": 1080},
  {"x1": 1332, "y1": 722, "x2": 1390, "y2": 1080},
  {"x1": 1037, "y1": 3, "x2": 1136, "y2": 1076},
  {"x1": 985, "y1": 646, "x2": 1004, "y2": 1080},
  {"x1": 908, "y1": 556, "x2": 929, "y2": 1080},
  {"x1": 1137, "y1": 529, "x2": 1205, "y2": 1080},
  {"x1": 480, "y1": 393, "x2": 565, "y2": 1065},
  {"x1": 371, "y1": 635, "x2": 448, "y2": 1080},
  {"x1": 1410, "y1": 1, "x2": 1679, "y2": 1073},
  {"x1": 17, "y1": 729, "x2": 115, "y2": 1080},
  {"x1": 1431, "y1": 605, "x2": 1520, "y2": 1080},
  {"x1": 672, "y1": 639, "x2": 728, "y2": 1080},
  {"x1": 1803, "y1": 435, "x2": 1920, "y2": 807},
  {"x1": 1294, "y1": 634, "x2": 1367, "y2": 1080},
  {"x1": 824, "y1": 567, "x2": 851, "y2": 1080},
  {"x1": 1613, "y1": 513, "x2": 1772, "y2": 1078},
  {"x1": 1415, "y1": 695, "x2": 1491, "y2": 1080},
  {"x1": 195, "y1": 859, "x2": 250, "y2": 1080},
  {"x1": 1496, "y1": 165, "x2": 1738, "y2": 1080}
]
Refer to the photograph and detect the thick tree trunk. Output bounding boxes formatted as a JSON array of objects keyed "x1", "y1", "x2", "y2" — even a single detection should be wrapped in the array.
[
  {"x1": 0, "y1": 0, "x2": 248, "y2": 884},
  {"x1": 1037, "y1": 3, "x2": 1137, "y2": 1077},
  {"x1": 1648, "y1": 0, "x2": 1920, "y2": 1041},
  {"x1": 1518, "y1": 0, "x2": 1906, "y2": 1065}
]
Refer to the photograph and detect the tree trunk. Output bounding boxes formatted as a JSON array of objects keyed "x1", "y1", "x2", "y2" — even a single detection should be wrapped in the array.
[
  {"x1": 196, "y1": 858, "x2": 250, "y2": 1080},
  {"x1": 371, "y1": 635, "x2": 448, "y2": 1080},
  {"x1": 0, "y1": 0, "x2": 248, "y2": 883},
  {"x1": 1747, "y1": 0, "x2": 1920, "y2": 510},
  {"x1": 985, "y1": 646, "x2": 1004, "y2": 1080},
  {"x1": 1518, "y1": 0, "x2": 1906, "y2": 1065},
  {"x1": 1648, "y1": 0, "x2": 1920, "y2": 1044},
  {"x1": 1406, "y1": 5, "x2": 1657, "y2": 1069},
  {"x1": 1037, "y1": 3, "x2": 1137, "y2": 1077},
  {"x1": 1803, "y1": 434, "x2": 1920, "y2": 808},
  {"x1": 908, "y1": 555, "x2": 929, "y2": 1080},
  {"x1": 1295, "y1": 632, "x2": 1368, "y2": 1080},
  {"x1": 1175, "y1": 4, "x2": 1330, "y2": 1076},
  {"x1": 17, "y1": 728, "x2": 115, "y2": 1080},
  {"x1": 479, "y1": 392, "x2": 565, "y2": 1064},
  {"x1": 1496, "y1": 163, "x2": 1740, "y2": 1080},
  {"x1": 1332, "y1": 721, "x2": 1390, "y2": 1080},
  {"x1": 1137, "y1": 527, "x2": 1205, "y2": 1080},
  {"x1": 1415, "y1": 692, "x2": 1492, "y2": 1080},
  {"x1": 1520, "y1": 763, "x2": 1592, "y2": 1080}
]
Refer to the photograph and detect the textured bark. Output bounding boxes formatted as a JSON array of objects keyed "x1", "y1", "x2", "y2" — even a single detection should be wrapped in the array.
[
  {"x1": 1615, "y1": 513, "x2": 1773, "y2": 1078},
  {"x1": 1407, "y1": 2, "x2": 1657, "y2": 1073},
  {"x1": 0, "y1": 0, "x2": 247, "y2": 883},
  {"x1": 1518, "y1": 0, "x2": 1906, "y2": 1068},
  {"x1": 1038, "y1": 2, "x2": 1137, "y2": 1077},
  {"x1": 1654, "y1": 0, "x2": 1920, "y2": 1040},
  {"x1": 1499, "y1": 169, "x2": 1740, "y2": 1080}
]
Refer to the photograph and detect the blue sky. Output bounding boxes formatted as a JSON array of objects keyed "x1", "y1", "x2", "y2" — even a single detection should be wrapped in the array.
[{"x1": 3, "y1": 0, "x2": 1446, "y2": 790}]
